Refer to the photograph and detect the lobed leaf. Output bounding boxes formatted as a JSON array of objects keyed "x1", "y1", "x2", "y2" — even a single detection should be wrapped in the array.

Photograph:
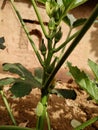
[{"x1": 67, "y1": 62, "x2": 98, "y2": 102}]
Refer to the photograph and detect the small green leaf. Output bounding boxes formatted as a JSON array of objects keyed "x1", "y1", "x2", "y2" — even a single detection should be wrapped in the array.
[
  {"x1": 36, "y1": 102, "x2": 43, "y2": 116},
  {"x1": 0, "y1": 78, "x2": 16, "y2": 87},
  {"x1": 88, "y1": 59, "x2": 98, "y2": 81},
  {"x1": 10, "y1": 82, "x2": 32, "y2": 97},
  {"x1": 51, "y1": 88, "x2": 77, "y2": 99},
  {"x1": 73, "y1": 18, "x2": 86, "y2": 28}
]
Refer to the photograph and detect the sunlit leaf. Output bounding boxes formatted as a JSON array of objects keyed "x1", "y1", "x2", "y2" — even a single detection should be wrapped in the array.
[
  {"x1": 88, "y1": 59, "x2": 98, "y2": 81},
  {"x1": 67, "y1": 62, "x2": 98, "y2": 102}
]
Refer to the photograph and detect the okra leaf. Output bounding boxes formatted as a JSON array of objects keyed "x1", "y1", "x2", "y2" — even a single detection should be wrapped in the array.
[
  {"x1": 0, "y1": 77, "x2": 16, "y2": 90},
  {"x1": 88, "y1": 59, "x2": 98, "y2": 81},
  {"x1": 0, "y1": 37, "x2": 6, "y2": 49},
  {"x1": 2, "y1": 63, "x2": 41, "y2": 88},
  {"x1": 3, "y1": 63, "x2": 32, "y2": 78},
  {"x1": 73, "y1": 18, "x2": 86, "y2": 28},
  {"x1": 10, "y1": 82, "x2": 33, "y2": 97},
  {"x1": 51, "y1": 88, "x2": 77, "y2": 100},
  {"x1": 67, "y1": 62, "x2": 98, "y2": 102}
]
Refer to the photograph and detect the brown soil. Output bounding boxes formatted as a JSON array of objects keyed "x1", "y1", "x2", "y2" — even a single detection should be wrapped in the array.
[
  {"x1": 1, "y1": 0, "x2": 98, "y2": 130},
  {"x1": 1, "y1": 79, "x2": 98, "y2": 130}
]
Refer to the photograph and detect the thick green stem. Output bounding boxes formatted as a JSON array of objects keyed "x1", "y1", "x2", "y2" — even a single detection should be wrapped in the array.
[
  {"x1": 44, "y1": 3, "x2": 98, "y2": 90},
  {"x1": 10, "y1": 0, "x2": 44, "y2": 67},
  {"x1": 30, "y1": 0, "x2": 48, "y2": 38},
  {"x1": 0, "y1": 90, "x2": 17, "y2": 126},
  {"x1": 36, "y1": 90, "x2": 49, "y2": 130}
]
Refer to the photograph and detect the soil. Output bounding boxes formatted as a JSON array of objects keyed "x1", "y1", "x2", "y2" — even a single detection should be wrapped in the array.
[{"x1": 0, "y1": 0, "x2": 98, "y2": 130}]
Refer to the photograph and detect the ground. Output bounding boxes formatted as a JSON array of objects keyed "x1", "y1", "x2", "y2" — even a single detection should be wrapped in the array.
[{"x1": 0, "y1": 0, "x2": 98, "y2": 130}]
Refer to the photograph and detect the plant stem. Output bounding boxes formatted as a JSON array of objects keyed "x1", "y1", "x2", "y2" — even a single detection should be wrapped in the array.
[
  {"x1": 10, "y1": 0, "x2": 44, "y2": 67},
  {"x1": 44, "y1": 3, "x2": 98, "y2": 90},
  {"x1": 0, "y1": 90, "x2": 17, "y2": 125},
  {"x1": 46, "y1": 111, "x2": 51, "y2": 130},
  {"x1": 30, "y1": 0, "x2": 48, "y2": 38},
  {"x1": 36, "y1": 90, "x2": 48, "y2": 130},
  {"x1": 75, "y1": 116, "x2": 98, "y2": 130}
]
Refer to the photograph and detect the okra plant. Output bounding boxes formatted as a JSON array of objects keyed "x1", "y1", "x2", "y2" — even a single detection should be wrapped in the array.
[{"x1": 0, "y1": 0, "x2": 98, "y2": 130}]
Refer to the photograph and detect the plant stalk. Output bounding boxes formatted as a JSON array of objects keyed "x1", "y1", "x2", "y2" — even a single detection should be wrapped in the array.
[
  {"x1": 36, "y1": 90, "x2": 48, "y2": 130},
  {"x1": 44, "y1": 3, "x2": 98, "y2": 90},
  {"x1": 30, "y1": 0, "x2": 48, "y2": 38},
  {"x1": 10, "y1": 0, "x2": 44, "y2": 67},
  {"x1": 0, "y1": 90, "x2": 17, "y2": 126}
]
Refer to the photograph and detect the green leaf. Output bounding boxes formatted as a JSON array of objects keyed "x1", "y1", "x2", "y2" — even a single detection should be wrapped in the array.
[
  {"x1": 67, "y1": 62, "x2": 98, "y2": 102},
  {"x1": 0, "y1": 125, "x2": 33, "y2": 130},
  {"x1": 3, "y1": 63, "x2": 42, "y2": 88},
  {"x1": 51, "y1": 88, "x2": 77, "y2": 99},
  {"x1": 0, "y1": 63, "x2": 42, "y2": 97},
  {"x1": 0, "y1": 37, "x2": 6, "y2": 49},
  {"x1": 75, "y1": 116, "x2": 98, "y2": 130},
  {"x1": 63, "y1": 15, "x2": 71, "y2": 27},
  {"x1": 73, "y1": 18, "x2": 86, "y2": 28},
  {"x1": 3, "y1": 63, "x2": 32, "y2": 78},
  {"x1": 71, "y1": 0, "x2": 88, "y2": 9},
  {"x1": 10, "y1": 82, "x2": 32, "y2": 97},
  {"x1": 88, "y1": 59, "x2": 98, "y2": 81},
  {"x1": 0, "y1": 78, "x2": 16, "y2": 87}
]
